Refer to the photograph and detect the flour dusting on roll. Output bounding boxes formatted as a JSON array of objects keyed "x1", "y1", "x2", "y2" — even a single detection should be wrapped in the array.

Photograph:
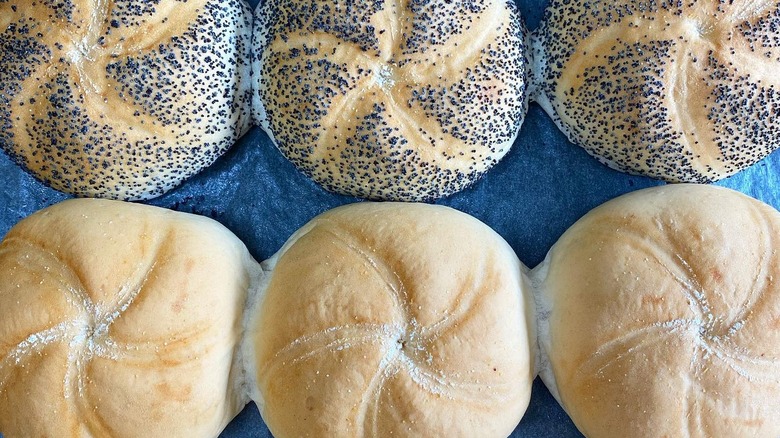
[
  {"x1": 0, "y1": 199, "x2": 259, "y2": 437},
  {"x1": 0, "y1": 0, "x2": 253, "y2": 200},
  {"x1": 252, "y1": 0, "x2": 529, "y2": 201},
  {"x1": 535, "y1": 184, "x2": 780, "y2": 437},
  {"x1": 247, "y1": 202, "x2": 535, "y2": 437},
  {"x1": 533, "y1": 0, "x2": 780, "y2": 182}
]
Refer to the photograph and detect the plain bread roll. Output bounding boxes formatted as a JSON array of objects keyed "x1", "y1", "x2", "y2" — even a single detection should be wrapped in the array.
[
  {"x1": 535, "y1": 184, "x2": 780, "y2": 437},
  {"x1": 0, "y1": 199, "x2": 260, "y2": 437},
  {"x1": 247, "y1": 202, "x2": 535, "y2": 437}
]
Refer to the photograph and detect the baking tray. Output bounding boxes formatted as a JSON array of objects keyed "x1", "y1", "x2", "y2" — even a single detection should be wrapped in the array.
[{"x1": 2, "y1": 0, "x2": 780, "y2": 436}]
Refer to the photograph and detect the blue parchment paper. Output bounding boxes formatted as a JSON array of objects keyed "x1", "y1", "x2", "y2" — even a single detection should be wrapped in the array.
[{"x1": 2, "y1": 0, "x2": 780, "y2": 436}]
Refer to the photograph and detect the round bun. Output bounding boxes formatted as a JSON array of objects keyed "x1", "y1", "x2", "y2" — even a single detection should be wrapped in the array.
[
  {"x1": 252, "y1": 0, "x2": 529, "y2": 201},
  {"x1": 0, "y1": 0, "x2": 253, "y2": 200},
  {"x1": 249, "y1": 202, "x2": 535, "y2": 437},
  {"x1": 532, "y1": 0, "x2": 780, "y2": 182},
  {"x1": 0, "y1": 199, "x2": 256, "y2": 437},
  {"x1": 535, "y1": 184, "x2": 780, "y2": 437}
]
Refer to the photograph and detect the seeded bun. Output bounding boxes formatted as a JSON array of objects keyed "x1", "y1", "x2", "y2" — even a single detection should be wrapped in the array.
[
  {"x1": 252, "y1": 0, "x2": 529, "y2": 201},
  {"x1": 0, "y1": 0, "x2": 253, "y2": 200},
  {"x1": 535, "y1": 184, "x2": 780, "y2": 437},
  {"x1": 532, "y1": 0, "x2": 780, "y2": 182},
  {"x1": 0, "y1": 199, "x2": 258, "y2": 437},
  {"x1": 247, "y1": 202, "x2": 535, "y2": 437}
]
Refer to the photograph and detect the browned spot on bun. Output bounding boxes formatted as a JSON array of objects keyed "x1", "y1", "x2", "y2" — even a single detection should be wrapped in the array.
[
  {"x1": 641, "y1": 294, "x2": 665, "y2": 306},
  {"x1": 155, "y1": 381, "x2": 193, "y2": 403},
  {"x1": 710, "y1": 267, "x2": 724, "y2": 283}
]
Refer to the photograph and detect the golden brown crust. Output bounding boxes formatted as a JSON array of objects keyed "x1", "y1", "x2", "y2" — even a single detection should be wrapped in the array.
[
  {"x1": 0, "y1": 0, "x2": 252, "y2": 200},
  {"x1": 0, "y1": 199, "x2": 253, "y2": 437},
  {"x1": 537, "y1": 184, "x2": 780, "y2": 437},
  {"x1": 251, "y1": 202, "x2": 535, "y2": 437}
]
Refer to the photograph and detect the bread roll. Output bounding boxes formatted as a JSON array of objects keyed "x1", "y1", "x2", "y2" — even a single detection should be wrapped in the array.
[
  {"x1": 0, "y1": 199, "x2": 258, "y2": 437},
  {"x1": 248, "y1": 202, "x2": 535, "y2": 437},
  {"x1": 533, "y1": 0, "x2": 780, "y2": 182},
  {"x1": 0, "y1": 0, "x2": 252, "y2": 200},
  {"x1": 535, "y1": 184, "x2": 780, "y2": 437},
  {"x1": 252, "y1": 0, "x2": 529, "y2": 201}
]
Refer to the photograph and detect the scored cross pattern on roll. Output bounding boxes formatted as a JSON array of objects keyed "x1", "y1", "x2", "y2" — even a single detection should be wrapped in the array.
[
  {"x1": 252, "y1": 0, "x2": 530, "y2": 201},
  {"x1": 0, "y1": 199, "x2": 257, "y2": 437},
  {"x1": 535, "y1": 184, "x2": 780, "y2": 437},
  {"x1": 532, "y1": 0, "x2": 780, "y2": 183},
  {"x1": 246, "y1": 202, "x2": 536, "y2": 437},
  {"x1": 0, "y1": 0, "x2": 253, "y2": 201}
]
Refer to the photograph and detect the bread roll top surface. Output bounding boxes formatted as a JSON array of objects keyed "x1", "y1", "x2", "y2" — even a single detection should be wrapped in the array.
[
  {"x1": 0, "y1": 0, "x2": 253, "y2": 200},
  {"x1": 0, "y1": 199, "x2": 253, "y2": 437},
  {"x1": 533, "y1": 0, "x2": 780, "y2": 182},
  {"x1": 253, "y1": 0, "x2": 529, "y2": 201},
  {"x1": 250, "y1": 202, "x2": 535, "y2": 437},
  {"x1": 536, "y1": 184, "x2": 780, "y2": 437}
]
